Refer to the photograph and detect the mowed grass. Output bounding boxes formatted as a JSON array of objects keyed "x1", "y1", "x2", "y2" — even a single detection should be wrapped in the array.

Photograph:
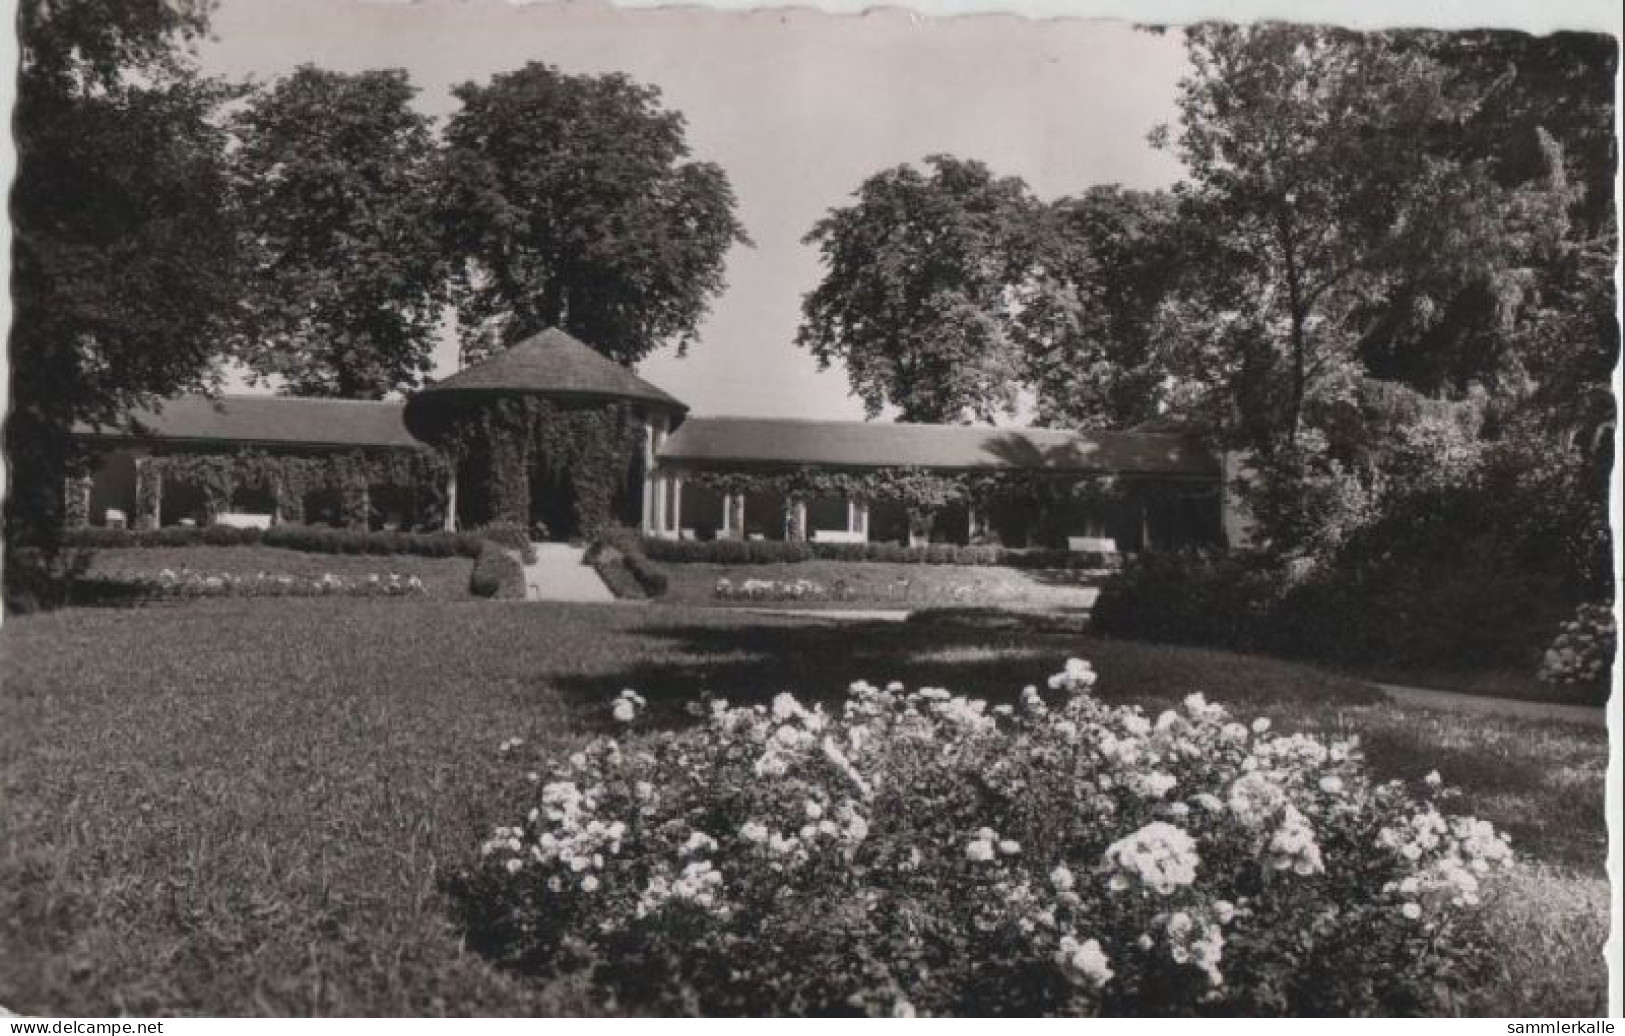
[
  {"x1": 655, "y1": 560, "x2": 1099, "y2": 611},
  {"x1": 80, "y1": 546, "x2": 475, "y2": 600},
  {"x1": 0, "y1": 600, "x2": 1608, "y2": 1015}
]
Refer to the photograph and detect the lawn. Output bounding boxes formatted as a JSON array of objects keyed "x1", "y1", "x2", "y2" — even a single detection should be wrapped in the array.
[
  {"x1": 0, "y1": 599, "x2": 1609, "y2": 1015},
  {"x1": 654, "y1": 559, "x2": 1100, "y2": 612},
  {"x1": 79, "y1": 546, "x2": 476, "y2": 600}
]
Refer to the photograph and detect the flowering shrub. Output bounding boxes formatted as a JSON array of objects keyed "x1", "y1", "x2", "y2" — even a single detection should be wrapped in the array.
[
  {"x1": 115, "y1": 567, "x2": 428, "y2": 599},
  {"x1": 456, "y1": 659, "x2": 1510, "y2": 1016},
  {"x1": 1537, "y1": 603, "x2": 1616, "y2": 690},
  {"x1": 712, "y1": 577, "x2": 851, "y2": 603}
]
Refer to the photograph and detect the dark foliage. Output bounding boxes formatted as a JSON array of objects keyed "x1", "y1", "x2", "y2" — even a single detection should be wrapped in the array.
[
  {"x1": 469, "y1": 541, "x2": 526, "y2": 599},
  {"x1": 437, "y1": 62, "x2": 748, "y2": 365}
]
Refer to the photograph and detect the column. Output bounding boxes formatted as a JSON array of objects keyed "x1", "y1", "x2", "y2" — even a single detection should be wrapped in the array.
[
  {"x1": 792, "y1": 499, "x2": 808, "y2": 542},
  {"x1": 670, "y1": 475, "x2": 684, "y2": 537},
  {"x1": 134, "y1": 457, "x2": 162, "y2": 530},
  {"x1": 442, "y1": 468, "x2": 459, "y2": 532},
  {"x1": 854, "y1": 500, "x2": 870, "y2": 542},
  {"x1": 732, "y1": 494, "x2": 747, "y2": 539},
  {"x1": 1140, "y1": 498, "x2": 1153, "y2": 553},
  {"x1": 63, "y1": 471, "x2": 92, "y2": 528},
  {"x1": 966, "y1": 502, "x2": 983, "y2": 544},
  {"x1": 720, "y1": 492, "x2": 736, "y2": 538},
  {"x1": 640, "y1": 422, "x2": 656, "y2": 535}
]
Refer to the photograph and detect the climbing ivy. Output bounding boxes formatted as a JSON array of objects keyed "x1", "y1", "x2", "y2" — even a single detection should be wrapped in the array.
[
  {"x1": 429, "y1": 397, "x2": 644, "y2": 537},
  {"x1": 684, "y1": 466, "x2": 1121, "y2": 513},
  {"x1": 141, "y1": 447, "x2": 450, "y2": 529}
]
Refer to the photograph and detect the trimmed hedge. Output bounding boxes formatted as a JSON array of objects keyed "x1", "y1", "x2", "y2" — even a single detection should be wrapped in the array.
[
  {"x1": 62, "y1": 523, "x2": 486, "y2": 558},
  {"x1": 472, "y1": 521, "x2": 536, "y2": 563},
  {"x1": 638, "y1": 536, "x2": 1114, "y2": 570},
  {"x1": 469, "y1": 542, "x2": 526, "y2": 599},
  {"x1": 587, "y1": 527, "x2": 670, "y2": 599}
]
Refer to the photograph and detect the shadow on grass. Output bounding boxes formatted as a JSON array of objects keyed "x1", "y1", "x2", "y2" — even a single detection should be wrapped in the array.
[
  {"x1": 552, "y1": 616, "x2": 1090, "y2": 730},
  {"x1": 547, "y1": 611, "x2": 1387, "y2": 739}
]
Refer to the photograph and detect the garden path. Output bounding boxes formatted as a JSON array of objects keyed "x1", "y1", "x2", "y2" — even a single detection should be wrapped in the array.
[{"x1": 523, "y1": 543, "x2": 616, "y2": 603}]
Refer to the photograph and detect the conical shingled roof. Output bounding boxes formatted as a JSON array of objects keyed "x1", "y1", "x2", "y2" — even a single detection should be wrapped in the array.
[{"x1": 415, "y1": 328, "x2": 686, "y2": 411}]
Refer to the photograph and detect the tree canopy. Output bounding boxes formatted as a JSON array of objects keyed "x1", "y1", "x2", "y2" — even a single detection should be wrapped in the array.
[
  {"x1": 1013, "y1": 186, "x2": 1180, "y2": 430},
  {"x1": 797, "y1": 155, "x2": 1040, "y2": 424},
  {"x1": 230, "y1": 66, "x2": 446, "y2": 398},
  {"x1": 8, "y1": 0, "x2": 239, "y2": 547},
  {"x1": 436, "y1": 62, "x2": 749, "y2": 367}
]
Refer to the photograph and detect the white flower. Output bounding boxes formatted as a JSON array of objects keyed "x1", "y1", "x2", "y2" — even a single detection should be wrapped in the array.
[
  {"x1": 1318, "y1": 775, "x2": 1345, "y2": 795},
  {"x1": 1424, "y1": 770, "x2": 1443, "y2": 787},
  {"x1": 740, "y1": 820, "x2": 770, "y2": 844},
  {"x1": 1104, "y1": 821, "x2": 1200, "y2": 895},
  {"x1": 965, "y1": 838, "x2": 996, "y2": 863},
  {"x1": 1251, "y1": 717, "x2": 1271, "y2": 734},
  {"x1": 611, "y1": 699, "x2": 637, "y2": 723},
  {"x1": 998, "y1": 839, "x2": 1021, "y2": 856},
  {"x1": 1055, "y1": 936, "x2": 1113, "y2": 989},
  {"x1": 1049, "y1": 864, "x2": 1076, "y2": 892},
  {"x1": 1401, "y1": 902, "x2": 1422, "y2": 920},
  {"x1": 581, "y1": 874, "x2": 600, "y2": 892}
]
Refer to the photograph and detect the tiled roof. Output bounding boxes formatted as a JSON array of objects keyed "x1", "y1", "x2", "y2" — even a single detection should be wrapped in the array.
[
  {"x1": 73, "y1": 395, "x2": 421, "y2": 449},
  {"x1": 658, "y1": 417, "x2": 1220, "y2": 477},
  {"x1": 416, "y1": 327, "x2": 685, "y2": 410}
]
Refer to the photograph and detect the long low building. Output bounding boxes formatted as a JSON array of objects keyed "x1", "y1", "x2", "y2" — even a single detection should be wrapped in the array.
[{"x1": 71, "y1": 328, "x2": 1235, "y2": 551}]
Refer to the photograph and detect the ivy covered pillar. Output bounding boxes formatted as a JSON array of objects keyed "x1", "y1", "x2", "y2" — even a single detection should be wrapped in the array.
[
  {"x1": 487, "y1": 433, "x2": 530, "y2": 527},
  {"x1": 967, "y1": 501, "x2": 987, "y2": 544},
  {"x1": 134, "y1": 457, "x2": 162, "y2": 530},
  {"x1": 722, "y1": 492, "x2": 746, "y2": 539},
  {"x1": 63, "y1": 470, "x2": 92, "y2": 528}
]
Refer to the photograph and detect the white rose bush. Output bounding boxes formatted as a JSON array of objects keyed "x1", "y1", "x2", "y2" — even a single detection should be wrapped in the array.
[{"x1": 455, "y1": 658, "x2": 1511, "y2": 1015}]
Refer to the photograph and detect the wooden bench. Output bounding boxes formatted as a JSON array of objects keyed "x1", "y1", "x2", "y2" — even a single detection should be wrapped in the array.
[
  {"x1": 215, "y1": 512, "x2": 274, "y2": 530},
  {"x1": 812, "y1": 530, "x2": 867, "y2": 544}
]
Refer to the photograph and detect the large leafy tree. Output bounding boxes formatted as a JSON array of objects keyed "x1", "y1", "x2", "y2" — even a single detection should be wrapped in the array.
[
  {"x1": 8, "y1": 0, "x2": 240, "y2": 549},
  {"x1": 230, "y1": 66, "x2": 446, "y2": 398},
  {"x1": 798, "y1": 156, "x2": 1040, "y2": 424},
  {"x1": 1156, "y1": 23, "x2": 1526, "y2": 452},
  {"x1": 1157, "y1": 22, "x2": 1612, "y2": 566},
  {"x1": 1013, "y1": 186, "x2": 1181, "y2": 430},
  {"x1": 436, "y1": 63, "x2": 748, "y2": 366}
]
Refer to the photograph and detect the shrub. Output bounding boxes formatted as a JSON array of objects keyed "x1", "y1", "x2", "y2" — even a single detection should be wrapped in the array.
[
  {"x1": 1091, "y1": 551, "x2": 1279, "y2": 651},
  {"x1": 474, "y1": 521, "x2": 537, "y2": 563},
  {"x1": 62, "y1": 523, "x2": 487, "y2": 558},
  {"x1": 1536, "y1": 603, "x2": 1615, "y2": 700},
  {"x1": 469, "y1": 542, "x2": 526, "y2": 599},
  {"x1": 262, "y1": 524, "x2": 485, "y2": 558},
  {"x1": 456, "y1": 658, "x2": 1507, "y2": 1016},
  {"x1": 63, "y1": 525, "x2": 263, "y2": 549},
  {"x1": 586, "y1": 544, "x2": 648, "y2": 600},
  {"x1": 587, "y1": 527, "x2": 669, "y2": 599}
]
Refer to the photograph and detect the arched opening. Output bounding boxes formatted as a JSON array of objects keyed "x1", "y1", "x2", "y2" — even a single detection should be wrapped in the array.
[{"x1": 529, "y1": 461, "x2": 578, "y2": 541}]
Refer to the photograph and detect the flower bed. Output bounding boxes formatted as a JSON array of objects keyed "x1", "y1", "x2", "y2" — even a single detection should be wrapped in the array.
[
  {"x1": 712, "y1": 577, "x2": 854, "y2": 603},
  {"x1": 457, "y1": 658, "x2": 1510, "y2": 1016},
  {"x1": 113, "y1": 567, "x2": 429, "y2": 599}
]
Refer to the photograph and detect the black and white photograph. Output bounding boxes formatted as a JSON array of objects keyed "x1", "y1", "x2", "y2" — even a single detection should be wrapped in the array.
[{"x1": 1, "y1": 0, "x2": 1619, "y2": 1020}]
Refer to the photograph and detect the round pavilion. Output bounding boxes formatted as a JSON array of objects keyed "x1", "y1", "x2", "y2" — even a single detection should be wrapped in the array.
[{"x1": 403, "y1": 328, "x2": 687, "y2": 539}]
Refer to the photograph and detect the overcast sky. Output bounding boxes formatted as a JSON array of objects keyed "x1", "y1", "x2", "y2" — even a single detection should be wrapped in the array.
[{"x1": 198, "y1": 0, "x2": 1193, "y2": 419}]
